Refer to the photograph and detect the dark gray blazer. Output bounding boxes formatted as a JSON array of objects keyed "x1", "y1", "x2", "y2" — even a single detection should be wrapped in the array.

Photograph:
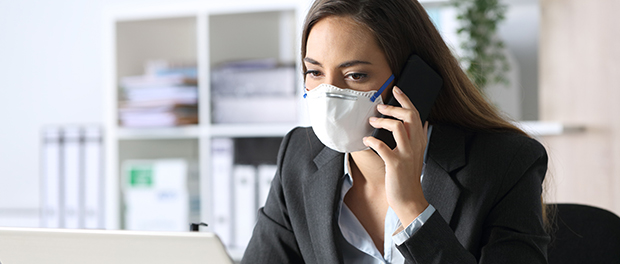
[{"x1": 242, "y1": 124, "x2": 550, "y2": 264}]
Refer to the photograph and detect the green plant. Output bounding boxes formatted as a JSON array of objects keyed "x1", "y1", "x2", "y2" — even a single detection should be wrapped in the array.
[{"x1": 450, "y1": 0, "x2": 510, "y2": 91}]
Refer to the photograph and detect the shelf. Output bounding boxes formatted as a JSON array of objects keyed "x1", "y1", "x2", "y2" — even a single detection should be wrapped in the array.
[
  {"x1": 210, "y1": 123, "x2": 297, "y2": 138},
  {"x1": 105, "y1": 1, "x2": 305, "y2": 255},
  {"x1": 118, "y1": 125, "x2": 201, "y2": 140},
  {"x1": 117, "y1": 123, "x2": 300, "y2": 140},
  {"x1": 107, "y1": 0, "x2": 300, "y2": 22},
  {"x1": 513, "y1": 121, "x2": 586, "y2": 136},
  {"x1": 116, "y1": 122, "x2": 583, "y2": 139},
  {"x1": 419, "y1": 0, "x2": 449, "y2": 3},
  {"x1": 418, "y1": 0, "x2": 449, "y2": 6}
]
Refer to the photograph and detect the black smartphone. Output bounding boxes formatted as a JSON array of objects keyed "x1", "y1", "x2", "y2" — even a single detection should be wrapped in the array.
[{"x1": 371, "y1": 54, "x2": 443, "y2": 149}]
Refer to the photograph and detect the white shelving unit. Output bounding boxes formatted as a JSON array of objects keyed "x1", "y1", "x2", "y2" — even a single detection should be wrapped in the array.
[
  {"x1": 104, "y1": 0, "x2": 309, "y2": 239},
  {"x1": 101, "y1": 0, "x2": 467, "y2": 230}
]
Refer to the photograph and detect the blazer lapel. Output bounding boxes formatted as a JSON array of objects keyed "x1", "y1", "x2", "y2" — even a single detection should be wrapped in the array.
[
  {"x1": 423, "y1": 124, "x2": 469, "y2": 225},
  {"x1": 302, "y1": 146, "x2": 344, "y2": 263}
]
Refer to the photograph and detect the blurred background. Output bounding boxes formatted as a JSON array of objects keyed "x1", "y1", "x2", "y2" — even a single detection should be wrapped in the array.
[{"x1": 0, "y1": 0, "x2": 618, "y2": 261}]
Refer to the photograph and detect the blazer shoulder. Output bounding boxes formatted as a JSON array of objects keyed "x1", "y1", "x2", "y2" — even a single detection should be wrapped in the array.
[
  {"x1": 276, "y1": 127, "x2": 326, "y2": 180},
  {"x1": 466, "y1": 129, "x2": 548, "y2": 190},
  {"x1": 470, "y1": 129, "x2": 547, "y2": 161},
  {"x1": 429, "y1": 124, "x2": 547, "y2": 172},
  {"x1": 280, "y1": 126, "x2": 324, "y2": 158}
]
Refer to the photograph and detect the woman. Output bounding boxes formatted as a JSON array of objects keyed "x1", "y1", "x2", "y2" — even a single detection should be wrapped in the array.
[{"x1": 242, "y1": 0, "x2": 550, "y2": 263}]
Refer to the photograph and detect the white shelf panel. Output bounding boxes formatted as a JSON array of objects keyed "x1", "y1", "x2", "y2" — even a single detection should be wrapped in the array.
[
  {"x1": 115, "y1": 121, "x2": 581, "y2": 139},
  {"x1": 206, "y1": 0, "x2": 300, "y2": 15},
  {"x1": 107, "y1": 0, "x2": 301, "y2": 22},
  {"x1": 514, "y1": 121, "x2": 586, "y2": 137},
  {"x1": 118, "y1": 125, "x2": 201, "y2": 140},
  {"x1": 210, "y1": 123, "x2": 298, "y2": 138},
  {"x1": 419, "y1": 0, "x2": 449, "y2": 7},
  {"x1": 117, "y1": 124, "x2": 300, "y2": 139}
]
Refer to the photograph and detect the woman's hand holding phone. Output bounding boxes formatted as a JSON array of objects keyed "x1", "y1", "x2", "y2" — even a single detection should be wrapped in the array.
[{"x1": 363, "y1": 86, "x2": 430, "y2": 227}]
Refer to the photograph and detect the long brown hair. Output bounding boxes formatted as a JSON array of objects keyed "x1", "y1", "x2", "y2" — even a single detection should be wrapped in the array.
[
  {"x1": 301, "y1": 0, "x2": 525, "y2": 135},
  {"x1": 301, "y1": 0, "x2": 554, "y2": 228}
]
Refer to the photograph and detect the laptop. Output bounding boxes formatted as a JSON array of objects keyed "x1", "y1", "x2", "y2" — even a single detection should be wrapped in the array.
[{"x1": 0, "y1": 227, "x2": 234, "y2": 264}]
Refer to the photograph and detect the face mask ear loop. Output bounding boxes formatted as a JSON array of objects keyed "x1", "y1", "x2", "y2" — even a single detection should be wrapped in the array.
[
  {"x1": 303, "y1": 84, "x2": 308, "y2": 98},
  {"x1": 370, "y1": 74, "x2": 395, "y2": 102}
]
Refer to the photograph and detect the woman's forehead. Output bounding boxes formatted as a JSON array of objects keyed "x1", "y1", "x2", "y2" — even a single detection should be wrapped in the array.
[{"x1": 305, "y1": 16, "x2": 382, "y2": 63}]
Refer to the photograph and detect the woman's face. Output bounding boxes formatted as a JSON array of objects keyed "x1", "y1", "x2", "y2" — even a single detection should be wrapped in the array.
[{"x1": 304, "y1": 16, "x2": 393, "y2": 98}]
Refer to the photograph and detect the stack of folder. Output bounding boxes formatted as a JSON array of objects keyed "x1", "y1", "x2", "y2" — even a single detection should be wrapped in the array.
[
  {"x1": 119, "y1": 61, "x2": 199, "y2": 128},
  {"x1": 210, "y1": 59, "x2": 297, "y2": 124}
]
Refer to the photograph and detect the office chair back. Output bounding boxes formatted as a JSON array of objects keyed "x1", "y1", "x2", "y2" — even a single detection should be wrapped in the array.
[{"x1": 548, "y1": 203, "x2": 620, "y2": 264}]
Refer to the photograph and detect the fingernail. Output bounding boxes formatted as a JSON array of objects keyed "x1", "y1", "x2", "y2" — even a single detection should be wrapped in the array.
[
  {"x1": 369, "y1": 117, "x2": 378, "y2": 122},
  {"x1": 394, "y1": 86, "x2": 403, "y2": 95},
  {"x1": 377, "y1": 104, "x2": 387, "y2": 110},
  {"x1": 362, "y1": 137, "x2": 369, "y2": 146}
]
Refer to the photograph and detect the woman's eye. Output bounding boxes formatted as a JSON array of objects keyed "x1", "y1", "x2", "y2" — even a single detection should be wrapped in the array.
[
  {"x1": 346, "y1": 73, "x2": 368, "y2": 81},
  {"x1": 305, "y1": 70, "x2": 322, "y2": 78}
]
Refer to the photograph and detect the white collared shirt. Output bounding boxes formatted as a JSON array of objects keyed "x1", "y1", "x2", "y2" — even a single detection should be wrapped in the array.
[{"x1": 338, "y1": 126, "x2": 436, "y2": 264}]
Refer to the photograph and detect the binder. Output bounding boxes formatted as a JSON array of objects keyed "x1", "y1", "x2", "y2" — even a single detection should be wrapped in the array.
[
  {"x1": 62, "y1": 127, "x2": 81, "y2": 229},
  {"x1": 41, "y1": 125, "x2": 105, "y2": 229},
  {"x1": 211, "y1": 138, "x2": 234, "y2": 247},
  {"x1": 83, "y1": 127, "x2": 104, "y2": 229},
  {"x1": 187, "y1": 160, "x2": 201, "y2": 225},
  {"x1": 233, "y1": 164, "x2": 257, "y2": 250},
  {"x1": 257, "y1": 164, "x2": 277, "y2": 208},
  {"x1": 41, "y1": 128, "x2": 61, "y2": 228}
]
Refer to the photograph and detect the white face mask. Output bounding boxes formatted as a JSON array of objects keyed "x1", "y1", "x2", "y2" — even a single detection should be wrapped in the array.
[{"x1": 304, "y1": 75, "x2": 394, "y2": 153}]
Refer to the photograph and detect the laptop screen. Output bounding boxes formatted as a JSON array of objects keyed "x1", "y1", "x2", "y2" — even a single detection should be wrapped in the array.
[{"x1": 0, "y1": 227, "x2": 233, "y2": 264}]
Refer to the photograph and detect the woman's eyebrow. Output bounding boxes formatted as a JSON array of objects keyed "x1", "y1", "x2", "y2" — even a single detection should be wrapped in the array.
[
  {"x1": 338, "y1": 60, "x2": 371, "y2": 68},
  {"x1": 303, "y1": 57, "x2": 322, "y2": 66},
  {"x1": 303, "y1": 58, "x2": 372, "y2": 68}
]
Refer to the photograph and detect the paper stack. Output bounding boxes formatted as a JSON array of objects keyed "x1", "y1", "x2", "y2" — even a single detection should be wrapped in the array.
[
  {"x1": 211, "y1": 59, "x2": 297, "y2": 124},
  {"x1": 119, "y1": 61, "x2": 199, "y2": 127}
]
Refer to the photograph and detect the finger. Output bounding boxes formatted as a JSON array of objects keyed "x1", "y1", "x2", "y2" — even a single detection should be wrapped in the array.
[
  {"x1": 392, "y1": 86, "x2": 418, "y2": 113},
  {"x1": 363, "y1": 136, "x2": 395, "y2": 161},
  {"x1": 377, "y1": 104, "x2": 420, "y2": 126},
  {"x1": 368, "y1": 117, "x2": 411, "y2": 152}
]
